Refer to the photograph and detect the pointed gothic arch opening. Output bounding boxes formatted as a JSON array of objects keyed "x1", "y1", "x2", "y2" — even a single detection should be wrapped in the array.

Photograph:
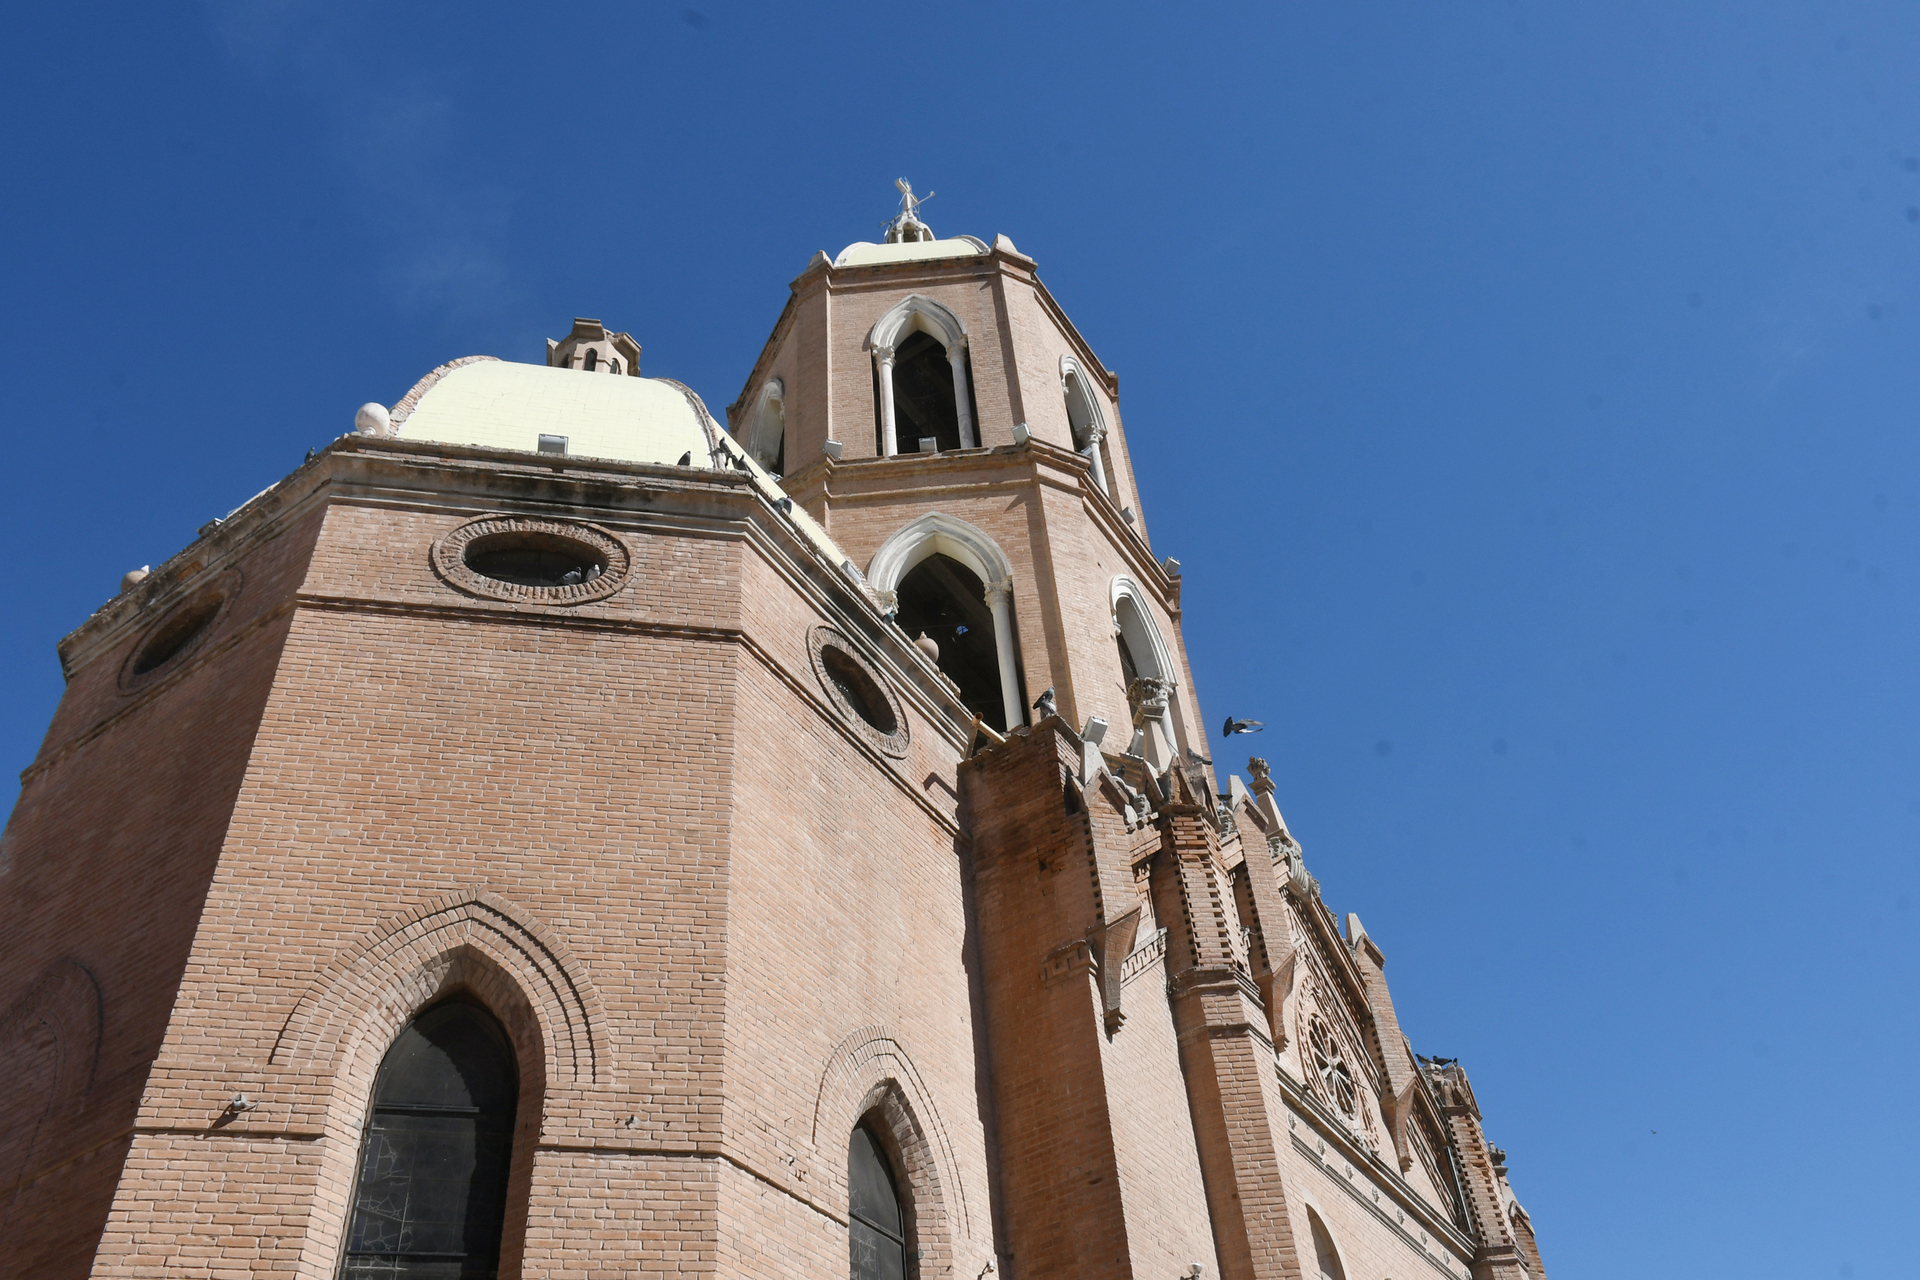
[
  {"x1": 869, "y1": 514, "x2": 1024, "y2": 731},
  {"x1": 1061, "y1": 356, "x2": 1111, "y2": 494},
  {"x1": 1110, "y1": 577, "x2": 1188, "y2": 770},
  {"x1": 894, "y1": 553, "x2": 1006, "y2": 731},
  {"x1": 869, "y1": 296, "x2": 976, "y2": 456},
  {"x1": 747, "y1": 377, "x2": 786, "y2": 475},
  {"x1": 339, "y1": 1000, "x2": 520, "y2": 1280}
]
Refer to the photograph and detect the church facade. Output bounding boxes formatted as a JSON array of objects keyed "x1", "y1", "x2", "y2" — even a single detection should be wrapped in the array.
[{"x1": 0, "y1": 199, "x2": 1549, "y2": 1280}]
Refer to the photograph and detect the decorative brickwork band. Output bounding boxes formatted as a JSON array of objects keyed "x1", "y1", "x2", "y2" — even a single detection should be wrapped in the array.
[
  {"x1": 811, "y1": 1025, "x2": 972, "y2": 1243},
  {"x1": 807, "y1": 625, "x2": 912, "y2": 758},
  {"x1": 430, "y1": 515, "x2": 632, "y2": 606}
]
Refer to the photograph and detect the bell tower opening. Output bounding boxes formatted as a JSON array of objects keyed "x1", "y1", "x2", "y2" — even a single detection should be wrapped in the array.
[
  {"x1": 891, "y1": 331, "x2": 963, "y2": 455},
  {"x1": 894, "y1": 553, "x2": 1007, "y2": 731}
]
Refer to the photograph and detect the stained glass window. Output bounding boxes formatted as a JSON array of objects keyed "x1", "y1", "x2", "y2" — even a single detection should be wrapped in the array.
[{"x1": 340, "y1": 1001, "x2": 519, "y2": 1280}]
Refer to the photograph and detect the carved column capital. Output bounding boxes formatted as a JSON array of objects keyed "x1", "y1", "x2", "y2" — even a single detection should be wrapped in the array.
[
  {"x1": 982, "y1": 577, "x2": 1014, "y2": 608},
  {"x1": 873, "y1": 344, "x2": 896, "y2": 367}
]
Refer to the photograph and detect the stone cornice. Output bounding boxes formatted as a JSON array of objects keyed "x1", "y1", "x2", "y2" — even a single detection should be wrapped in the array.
[{"x1": 51, "y1": 438, "x2": 978, "y2": 759}]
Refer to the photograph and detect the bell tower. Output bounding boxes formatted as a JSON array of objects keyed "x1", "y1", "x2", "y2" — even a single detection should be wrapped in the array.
[{"x1": 727, "y1": 188, "x2": 1208, "y2": 770}]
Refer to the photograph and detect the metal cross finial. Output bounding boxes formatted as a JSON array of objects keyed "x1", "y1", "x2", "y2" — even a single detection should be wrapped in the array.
[
  {"x1": 883, "y1": 178, "x2": 937, "y2": 242},
  {"x1": 895, "y1": 177, "x2": 933, "y2": 220}
]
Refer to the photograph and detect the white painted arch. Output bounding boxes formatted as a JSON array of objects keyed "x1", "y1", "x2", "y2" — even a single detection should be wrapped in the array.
[
  {"x1": 868, "y1": 295, "x2": 976, "y2": 454},
  {"x1": 1061, "y1": 354, "x2": 1110, "y2": 494},
  {"x1": 869, "y1": 513, "x2": 1022, "y2": 729},
  {"x1": 1111, "y1": 575, "x2": 1187, "y2": 765},
  {"x1": 746, "y1": 376, "x2": 785, "y2": 471},
  {"x1": 869, "y1": 294, "x2": 968, "y2": 354}
]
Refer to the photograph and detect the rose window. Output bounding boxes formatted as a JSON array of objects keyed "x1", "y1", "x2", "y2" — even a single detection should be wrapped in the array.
[{"x1": 1308, "y1": 1016, "x2": 1357, "y2": 1116}]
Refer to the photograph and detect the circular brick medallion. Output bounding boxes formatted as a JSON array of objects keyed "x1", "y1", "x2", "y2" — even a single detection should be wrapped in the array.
[
  {"x1": 808, "y1": 626, "x2": 910, "y2": 758},
  {"x1": 432, "y1": 516, "x2": 631, "y2": 606},
  {"x1": 118, "y1": 569, "x2": 243, "y2": 693}
]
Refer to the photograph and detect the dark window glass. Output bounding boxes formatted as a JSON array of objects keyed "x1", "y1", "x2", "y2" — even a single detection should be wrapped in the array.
[
  {"x1": 893, "y1": 553, "x2": 1006, "y2": 731},
  {"x1": 891, "y1": 331, "x2": 961, "y2": 455},
  {"x1": 848, "y1": 1126, "x2": 905, "y2": 1280},
  {"x1": 132, "y1": 593, "x2": 223, "y2": 675},
  {"x1": 822, "y1": 646, "x2": 898, "y2": 735},
  {"x1": 340, "y1": 1002, "x2": 519, "y2": 1280},
  {"x1": 582, "y1": 348, "x2": 599, "y2": 371}
]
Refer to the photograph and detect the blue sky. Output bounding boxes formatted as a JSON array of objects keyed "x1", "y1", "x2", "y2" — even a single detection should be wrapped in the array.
[{"x1": 3, "y1": 3, "x2": 1915, "y2": 1275}]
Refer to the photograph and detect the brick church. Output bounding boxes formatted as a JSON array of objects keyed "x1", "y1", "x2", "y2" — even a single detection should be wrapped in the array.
[{"x1": 0, "y1": 189, "x2": 1549, "y2": 1280}]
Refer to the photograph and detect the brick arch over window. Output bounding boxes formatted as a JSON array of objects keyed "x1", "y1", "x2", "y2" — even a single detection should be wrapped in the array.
[
  {"x1": 270, "y1": 889, "x2": 607, "y2": 1091},
  {"x1": 278, "y1": 894, "x2": 596, "y2": 1280},
  {"x1": 812, "y1": 1025, "x2": 972, "y2": 1264},
  {"x1": 867, "y1": 295, "x2": 976, "y2": 454}
]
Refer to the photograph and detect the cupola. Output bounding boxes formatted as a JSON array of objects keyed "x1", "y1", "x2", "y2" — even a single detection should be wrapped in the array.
[{"x1": 546, "y1": 317, "x2": 641, "y2": 375}]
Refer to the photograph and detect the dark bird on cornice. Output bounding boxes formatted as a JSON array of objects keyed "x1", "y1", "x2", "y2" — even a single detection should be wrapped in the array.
[{"x1": 1032, "y1": 687, "x2": 1057, "y2": 719}]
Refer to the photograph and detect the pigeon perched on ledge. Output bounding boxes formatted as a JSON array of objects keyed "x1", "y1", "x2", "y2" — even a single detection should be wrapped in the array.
[{"x1": 1032, "y1": 687, "x2": 1057, "y2": 720}]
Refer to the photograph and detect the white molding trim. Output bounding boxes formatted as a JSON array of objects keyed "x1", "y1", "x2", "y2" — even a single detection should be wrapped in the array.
[
  {"x1": 747, "y1": 376, "x2": 785, "y2": 470},
  {"x1": 869, "y1": 294, "x2": 968, "y2": 353},
  {"x1": 1110, "y1": 575, "x2": 1175, "y2": 679},
  {"x1": 1061, "y1": 353, "x2": 1110, "y2": 490},
  {"x1": 868, "y1": 513, "x2": 1015, "y2": 598}
]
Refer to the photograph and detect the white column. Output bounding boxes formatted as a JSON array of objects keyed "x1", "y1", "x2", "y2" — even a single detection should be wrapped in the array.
[
  {"x1": 1084, "y1": 422, "x2": 1109, "y2": 494},
  {"x1": 984, "y1": 578, "x2": 1023, "y2": 729},
  {"x1": 874, "y1": 345, "x2": 898, "y2": 457},
  {"x1": 948, "y1": 335, "x2": 976, "y2": 449}
]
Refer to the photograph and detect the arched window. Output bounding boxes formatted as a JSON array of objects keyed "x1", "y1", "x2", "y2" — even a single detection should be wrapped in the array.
[
  {"x1": 747, "y1": 378, "x2": 786, "y2": 475},
  {"x1": 1061, "y1": 358, "x2": 1111, "y2": 494},
  {"x1": 895, "y1": 552, "x2": 1007, "y2": 731},
  {"x1": 1111, "y1": 579, "x2": 1187, "y2": 771},
  {"x1": 1307, "y1": 1208, "x2": 1347, "y2": 1280},
  {"x1": 891, "y1": 332, "x2": 963, "y2": 455},
  {"x1": 340, "y1": 1000, "x2": 519, "y2": 1280},
  {"x1": 869, "y1": 514, "x2": 1024, "y2": 732},
  {"x1": 582, "y1": 348, "x2": 599, "y2": 372},
  {"x1": 848, "y1": 1125, "x2": 906, "y2": 1280},
  {"x1": 869, "y1": 295, "x2": 976, "y2": 456}
]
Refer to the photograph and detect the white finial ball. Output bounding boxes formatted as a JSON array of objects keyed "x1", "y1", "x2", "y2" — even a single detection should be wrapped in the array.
[{"x1": 354, "y1": 403, "x2": 392, "y2": 437}]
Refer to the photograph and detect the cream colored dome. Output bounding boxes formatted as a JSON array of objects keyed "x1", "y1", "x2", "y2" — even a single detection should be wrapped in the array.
[{"x1": 389, "y1": 356, "x2": 720, "y2": 468}]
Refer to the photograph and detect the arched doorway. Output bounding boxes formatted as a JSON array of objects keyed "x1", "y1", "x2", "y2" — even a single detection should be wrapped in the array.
[
  {"x1": 848, "y1": 1125, "x2": 907, "y2": 1280},
  {"x1": 895, "y1": 553, "x2": 1008, "y2": 731},
  {"x1": 339, "y1": 1000, "x2": 519, "y2": 1280}
]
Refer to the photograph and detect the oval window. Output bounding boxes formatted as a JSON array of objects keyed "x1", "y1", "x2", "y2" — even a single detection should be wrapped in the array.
[
  {"x1": 131, "y1": 592, "x2": 224, "y2": 676},
  {"x1": 822, "y1": 645, "x2": 898, "y2": 736},
  {"x1": 464, "y1": 531, "x2": 608, "y2": 588}
]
